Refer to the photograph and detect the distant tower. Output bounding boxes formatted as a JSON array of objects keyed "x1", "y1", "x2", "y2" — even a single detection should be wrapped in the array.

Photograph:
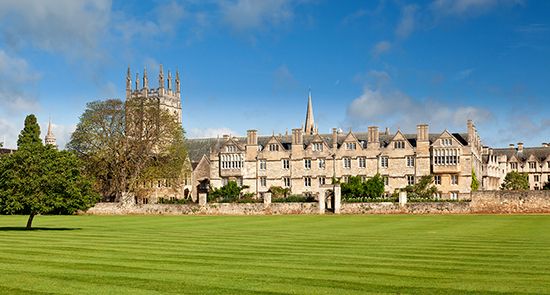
[
  {"x1": 303, "y1": 89, "x2": 317, "y2": 135},
  {"x1": 44, "y1": 119, "x2": 57, "y2": 147}
]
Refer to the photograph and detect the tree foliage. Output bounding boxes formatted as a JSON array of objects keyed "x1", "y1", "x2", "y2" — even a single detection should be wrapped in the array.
[
  {"x1": 341, "y1": 174, "x2": 385, "y2": 201},
  {"x1": 269, "y1": 186, "x2": 291, "y2": 198},
  {"x1": 543, "y1": 182, "x2": 550, "y2": 190},
  {"x1": 471, "y1": 169, "x2": 480, "y2": 192},
  {"x1": 500, "y1": 171, "x2": 529, "y2": 190},
  {"x1": 0, "y1": 115, "x2": 99, "y2": 229},
  {"x1": 17, "y1": 114, "x2": 42, "y2": 148},
  {"x1": 208, "y1": 181, "x2": 251, "y2": 203},
  {"x1": 403, "y1": 175, "x2": 438, "y2": 199},
  {"x1": 67, "y1": 99, "x2": 188, "y2": 201}
]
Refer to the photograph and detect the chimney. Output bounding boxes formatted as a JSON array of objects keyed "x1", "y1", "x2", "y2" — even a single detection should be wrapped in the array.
[
  {"x1": 332, "y1": 128, "x2": 338, "y2": 150},
  {"x1": 543, "y1": 143, "x2": 548, "y2": 147},
  {"x1": 467, "y1": 119, "x2": 475, "y2": 143},
  {"x1": 509, "y1": 143, "x2": 515, "y2": 149},
  {"x1": 517, "y1": 142, "x2": 524, "y2": 153},
  {"x1": 367, "y1": 126, "x2": 380, "y2": 149},
  {"x1": 292, "y1": 128, "x2": 303, "y2": 146},
  {"x1": 416, "y1": 124, "x2": 429, "y2": 142},
  {"x1": 222, "y1": 134, "x2": 230, "y2": 141},
  {"x1": 247, "y1": 130, "x2": 258, "y2": 145},
  {"x1": 385, "y1": 127, "x2": 390, "y2": 135}
]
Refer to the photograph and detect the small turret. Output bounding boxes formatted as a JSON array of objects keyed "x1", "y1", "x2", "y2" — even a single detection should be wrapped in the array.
[
  {"x1": 126, "y1": 66, "x2": 132, "y2": 94},
  {"x1": 143, "y1": 66, "x2": 148, "y2": 89},
  {"x1": 135, "y1": 72, "x2": 140, "y2": 90},
  {"x1": 44, "y1": 119, "x2": 57, "y2": 148},
  {"x1": 158, "y1": 64, "x2": 164, "y2": 91},
  {"x1": 167, "y1": 70, "x2": 172, "y2": 92}
]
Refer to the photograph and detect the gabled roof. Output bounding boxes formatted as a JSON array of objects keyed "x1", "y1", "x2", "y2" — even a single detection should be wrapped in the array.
[{"x1": 491, "y1": 146, "x2": 550, "y2": 163}]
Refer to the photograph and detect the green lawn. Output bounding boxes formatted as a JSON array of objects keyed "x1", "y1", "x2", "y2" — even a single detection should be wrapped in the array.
[{"x1": 0, "y1": 215, "x2": 549, "y2": 294}]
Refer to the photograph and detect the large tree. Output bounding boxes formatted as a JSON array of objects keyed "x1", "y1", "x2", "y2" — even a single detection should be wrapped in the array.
[
  {"x1": 500, "y1": 171, "x2": 529, "y2": 190},
  {"x1": 67, "y1": 99, "x2": 187, "y2": 201},
  {"x1": 403, "y1": 175, "x2": 438, "y2": 199},
  {"x1": 0, "y1": 115, "x2": 99, "y2": 229}
]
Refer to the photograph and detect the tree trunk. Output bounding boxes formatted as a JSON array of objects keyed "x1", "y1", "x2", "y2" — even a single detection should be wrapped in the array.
[{"x1": 26, "y1": 212, "x2": 36, "y2": 230}]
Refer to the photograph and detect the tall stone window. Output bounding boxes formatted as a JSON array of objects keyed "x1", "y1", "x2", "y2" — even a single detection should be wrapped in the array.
[
  {"x1": 510, "y1": 162, "x2": 518, "y2": 170},
  {"x1": 282, "y1": 159, "x2": 290, "y2": 170},
  {"x1": 304, "y1": 159, "x2": 312, "y2": 169},
  {"x1": 407, "y1": 175, "x2": 415, "y2": 185},
  {"x1": 269, "y1": 144, "x2": 279, "y2": 151},
  {"x1": 304, "y1": 177, "x2": 312, "y2": 187},
  {"x1": 283, "y1": 177, "x2": 291, "y2": 187},
  {"x1": 343, "y1": 157, "x2": 351, "y2": 169},
  {"x1": 450, "y1": 191, "x2": 458, "y2": 200},
  {"x1": 260, "y1": 177, "x2": 267, "y2": 187},
  {"x1": 319, "y1": 177, "x2": 326, "y2": 186},
  {"x1": 312, "y1": 143, "x2": 323, "y2": 151},
  {"x1": 406, "y1": 156, "x2": 415, "y2": 167},
  {"x1": 534, "y1": 175, "x2": 540, "y2": 182},
  {"x1": 358, "y1": 157, "x2": 366, "y2": 168},
  {"x1": 259, "y1": 159, "x2": 266, "y2": 170},
  {"x1": 380, "y1": 156, "x2": 388, "y2": 168},
  {"x1": 434, "y1": 175, "x2": 441, "y2": 185},
  {"x1": 394, "y1": 141, "x2": 405, "y2": 149},
  {"x1": 529, "y1": 162, "x2": 536, "y2": 169},
  {"x1": 383, "y1": 175, "x2": 389, "y2": 185},
  {"x1": 318, "y1": 158, "x2": 326, "y2": 169},
  {"x1": 451, "y1": 174, "x2": 458, "y2": 185},
  {"x1": 441, "y1": 138, "x2": 452, "y2": 146},
  {"x1": 345, "y1": 142, "x2": 356, "y2": 150}
]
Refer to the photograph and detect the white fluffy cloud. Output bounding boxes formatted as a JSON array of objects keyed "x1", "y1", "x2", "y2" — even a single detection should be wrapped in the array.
[
  {"x1": 430, "y1": 0, "x2": 524, "y2": 17},
  {"x1": 396, "y1": 4, "x2": 418, "y2": 39},
  {"x1": 187, "y1": 127, "x2": 238, "y2": 139},
  {"x1": 220, "y1": 0, "x2": 294, "y2": 32}
]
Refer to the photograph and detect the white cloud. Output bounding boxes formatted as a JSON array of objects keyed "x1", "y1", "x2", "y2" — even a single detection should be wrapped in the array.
[
  {"x1": 430, "y1": 0, "x2": 524, "y2": 17},
  {"x1": 220, "y1": 0, "x2": 294, "y2": 32},
  {"x1": 0, "y1": 0, "x2": 111, "y2": 59},
  {"x1": 372, "y1": 40, "x2": 392, "y2": 56},
  {"x1": 396, "y1": 4, "x2": 418, "y2": 39},
  {"x1": 346, "y1": 86, "x2": 492, "y2": 133},
  {"x1": 187, "y1": 127, "x2": 238, "y2": 139},
  {"x1": 456, "y1": 68, "x2": 475, "y2": 80}
]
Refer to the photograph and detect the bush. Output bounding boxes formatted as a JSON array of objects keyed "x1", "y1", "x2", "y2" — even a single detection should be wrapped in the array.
[
  {"x1": 341, "y1": 174, "x2": 385, "y2": 202},
  {"x1": 208, "y1": 181, "x2": 257, "y2": 203},
  {"x1": 272, "y1": 195, "x2": 316, "y2": 203},
  {"x1": 157, "y1": 198, "x2": 192, "y2": 204}
]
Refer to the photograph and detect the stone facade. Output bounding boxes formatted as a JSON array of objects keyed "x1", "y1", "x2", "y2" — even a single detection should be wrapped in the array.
[{"x1": 470, "y1": 190, "x2": 550, "y2": 213}]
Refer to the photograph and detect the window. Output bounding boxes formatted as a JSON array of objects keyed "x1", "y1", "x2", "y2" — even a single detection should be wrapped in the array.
[
  {"x1": 451, "y1": 174, "x2": 459, "y2": 185},
  {"x1": 282, "y1": 159, "x2": 290, "y2": 169},
  {"x1": 259, "y1": 159, "x2": 266, "y2": 170},
  {"x1": 406, "y1": 156, "x2": 415, "y2": 167},
  {"x1": 312, "y1": 143, "x2": 323, "y2": 151},
  {"x1": 269, "y1": 144, "x2": 279, "y2": 151},
  {"x1": 510, "y1": 162, "x2": 518, "y2": 170},
  {"x1": 345, "y1": 142, "x2": 356, "y2": 150},
  {"x1": 394, "y1": 141, "x2": 405, "y2": 149},
  {"x1": 434, "y1": 175, "x2": 441, "y2": 185},
  {"x1": 304, "y1": 159, "x2": 311, "y2": 169},
  {"x1": 534, "y1": 175, "x2": 540, "y2": 182},
  {"x1": 260, "y1": 177, "x2": 267, "y2": 187},
  {"x1": 358, "y1": 157, "x2": 366, "y2": 168},
  {"x1": 529, "y1": 162, "x2": 536, "y2": 169},
  {"x1": 283, "y1": 177, "x2": 291, "y2": 187},
  {"x1": 342, "y1": 175, "x2": 349, "y2": 183},
  {"x1": 441, "y1": 138, "x2": 452, "y2": 146},
  {"x1": 343, "y1": 157, "x2": 351, "y2": 169},
  {"x1": 383, "y1": 175, "x2": 389, "y2": 186},
  {"x1": 433, "y1": 192, "x2": 441, "y2": 199},
  {"x1": 407, "y1": 175, "x2": 415, "y2": 185},
  {"x1": 304, "y1": 177, "x2": 311, "y2": 187},
  {"x1": 434, "y1": 149, "x2": 459, "y2": 165},
  {"x1": 318, "y1": 158, "x2": 326, "y2": 169},
  {"x1": 319, "y1": 177, "x2": 326, "y2": 186},
  {"x1": 450, "y1": 192, "x2": 458, "y2": 200},
  {"x1": 381, "y1": 156, "x2": 388, "y2": 168},
  {"x1": 221, "y1": 153, "x2": 243, "y2": 170},
  {"x1": 226, "y1": 145, "x2": 236, "y2": 152}
]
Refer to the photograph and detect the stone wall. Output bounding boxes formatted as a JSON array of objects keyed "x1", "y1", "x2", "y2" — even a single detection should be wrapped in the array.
[
  {"x1": 340, "y1": 202, "x2": 471, "y2": 214},
  {"x1": 86, "y1": 202, "x2": 319, "y2": 215},
  {"x1": 470, "y1": 190, "x2": 550, "y2": 213}
]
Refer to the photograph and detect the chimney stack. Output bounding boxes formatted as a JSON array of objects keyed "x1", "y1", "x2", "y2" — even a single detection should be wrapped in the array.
[
  {"x1": 292, "y1": 128, "x2": 303, "y2": 146},
  {"x1": 247, "y1": 130, "x2": 258, "y2": 145},
  {"x1": 367, "y1": 126, "x2": 380, "y2": 149},
  {"x1": 509, "y1": 143, "x2": 515, "y2": 149},
  {"x1": 416, "y1": 124, "x2": 429, "y2": 142},
  {"x1": 332, "y1": 128, "x2": 338, "y2": 150},
  {"x1": 517, "y1": 142, "x2": 524, "y2": 153}
]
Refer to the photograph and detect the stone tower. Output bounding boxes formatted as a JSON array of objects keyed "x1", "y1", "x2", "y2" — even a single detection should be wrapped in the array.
[
  {"x1": 125, "y1": 65, "x2": 182, "y2": 125},
  {"x1": 44, "y1": 119, "x2": 57, "y2": 147},
  {"x1": 303, "y1": 89, "x2": 317, "y2": 135}
]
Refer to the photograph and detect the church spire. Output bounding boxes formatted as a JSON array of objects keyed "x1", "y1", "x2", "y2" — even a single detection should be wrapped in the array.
[
  {"x1": 304, "y1": 88, "x2": 315, "y2": 135},
  {"x1": 45, "y1": 119, "x2": 57, "y2": 147}
]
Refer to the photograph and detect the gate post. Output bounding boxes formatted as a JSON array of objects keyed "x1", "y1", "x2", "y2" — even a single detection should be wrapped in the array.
[
  {"x1": 198, "y1": 193, "x2": 207, "y2": 206},
  {"x1": 318, "y1": 190, "x2": 325, "y2": 215},
  {"x1": 263, "y1": 192, "x2": 272, "y2": 209},
  {"x1": 333, "y1": 184, "x2": 341, "y2": 214},
  {"x1": 399, "y1": 191, "x2": 407, "y2": 207}
]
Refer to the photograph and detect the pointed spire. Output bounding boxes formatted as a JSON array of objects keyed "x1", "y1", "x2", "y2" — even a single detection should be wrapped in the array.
[
  {"x1": 304, "y1": 88, "x2": 315, "y2": 135},
  {"x1": 135, "y1": 72, "x2": 140, "y2": 90},
  {"x1": 143, "y1": 66, "x2": 148, "y2": 88},
  {"x1": 167, "y1": 70, "x2": 172, "y2": 91},
  {"x1": 45, "y1": 118, "x2": 57, "y2": 147},
  {"x1": 126, "y1": 66, "x2": 132, "y2": 91},
  {"x1": 175, "y1": 70, "x2": 181, "y2": 94},
  {"x1": 158, "y1": 64, "x2": 164, "y2": 89}
]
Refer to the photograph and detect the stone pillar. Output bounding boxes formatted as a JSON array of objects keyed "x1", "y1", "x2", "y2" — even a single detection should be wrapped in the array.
[
  {"x1": 318, "y1": 190, "x2": 325, "y2": 215},
  {"x1": 198, "y1": 193, "x2": 207, "y2": 206},
  {"x1": 263, "y1": 192, "x2": 271, "y2": 208},
  {"x1": 399, "y1": 191, "x2": 407, "y2": 207},
  {"x1": 333, "y1": 185, "x2": 341, "y2": 214}
]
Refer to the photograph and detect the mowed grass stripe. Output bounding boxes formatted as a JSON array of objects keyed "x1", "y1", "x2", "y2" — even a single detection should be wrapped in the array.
[{"x1": 0, "y1": 215, "x2": 549, "y2": 294}]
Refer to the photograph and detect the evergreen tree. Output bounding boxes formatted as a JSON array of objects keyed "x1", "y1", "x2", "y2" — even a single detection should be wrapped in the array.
[
  {"x1": 17, "y1": 114, "x2": 42, "y2": 148},
  {"x1": 471, "y1": 169, "x2": 480, "y2": 191}
]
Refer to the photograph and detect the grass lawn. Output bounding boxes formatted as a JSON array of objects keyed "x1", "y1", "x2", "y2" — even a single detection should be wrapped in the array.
[{"x1": 0, "y1": 215, "x2": 549, "y2": 294}]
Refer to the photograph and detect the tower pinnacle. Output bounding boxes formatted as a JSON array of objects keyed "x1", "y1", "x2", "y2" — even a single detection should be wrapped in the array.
[
  {"x1": 44, "y1": 119, "x2": 57, "y2": 147},
  {"x1": 143, "y1": 66, "x2": 148, "y2": 89},
  {"x1": 159, "y1": 64, "x2": 164, "y2": 89},
  {"x1": 304, "y1": 89, "x2": 316, "y2": 135}
]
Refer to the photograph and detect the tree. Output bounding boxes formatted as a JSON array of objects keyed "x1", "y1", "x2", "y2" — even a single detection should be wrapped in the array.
[
  {"x1": 17, "y1": 114, "x2": 42, "y2": 148},
  {"x1": 403, "y1": 175, "x2": 438, "y2": 199},
  {"x1": 471, "y1": 169, "x2": 480, "y2": 192},
  {"x1": 67, "y1": 99, "x2": 188, "y2": 201},
  {"x1": 500, "y1": 171, "x2": 529, "y2": 190},
  {"x1": 208, "y1": 181, "x2": 249, "y2": 202},
  {"x1": 364, "y1": 174, "x2": 385, "y2": 199},
  {"x1": 341, "y1": 174, "x2": 385, "y2": 201},
  {"x1": 269, "y1": 186, "x2": 291, "y2": 198},
  {"x1": 543, "y1": 182, "x2": 550, "y2": 190},
  {"x1": 0, "y1": 115, "x2": 99, "y2": 229}
]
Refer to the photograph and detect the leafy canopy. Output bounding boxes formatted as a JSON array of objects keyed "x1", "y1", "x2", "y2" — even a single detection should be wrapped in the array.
[
  {"x1": 500, "y1": 171, "x2": 529, "y2": 190},
  {"x1": 403, "y1": 175, "x2": 438, "y2": 199},
  {"x1": 341, "y1": 174, "x2": 385, "y2": 201},
  {"x1": 17, "y1": 114, "x2": 41, "y2": 148}
]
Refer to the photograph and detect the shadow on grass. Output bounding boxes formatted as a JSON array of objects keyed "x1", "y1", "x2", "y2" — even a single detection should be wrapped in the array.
[{"x1": 0, "y1": 227, "x2": 81, "y2": 231}]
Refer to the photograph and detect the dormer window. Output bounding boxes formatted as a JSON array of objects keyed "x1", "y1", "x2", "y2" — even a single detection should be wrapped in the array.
[
  {"x1": 312, "y1": 143, "x2": 323, "y2": 151},
  {"x1": 345, "y1": 142, "x2": 356, "y2": 150},
  {"x1": 269, "y1": 144, "x2": 279, "y2": 151},
  {"x1": 442, "y1": 138, "x2": 452, "y2": 146},
  {"x1": 510, "y1": 162, "x2": 518, "y2": 170},
  {"x1": 529, "y1": 162, "x2": 536, "y2": 169},
  {"x1": 394, "y1": 141, "x2": 405, "y2": 149},
  {"x1": 226, "y1": 145, "x2": 237, "y2": 152}
]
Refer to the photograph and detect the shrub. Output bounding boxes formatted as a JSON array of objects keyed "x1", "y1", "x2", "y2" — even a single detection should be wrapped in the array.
[
  {"x1": 341, "y1": 174, "x2": 385, "y2": 202},
  {"x1": 272, "y1": 194, "x2": 316, "y2": 203},
  {"x1": 208, "y1": 181, "x2": 256, "y2": 203},
  {"x1": 500, "y1": 171, "x2": 529, "y2": 190}
]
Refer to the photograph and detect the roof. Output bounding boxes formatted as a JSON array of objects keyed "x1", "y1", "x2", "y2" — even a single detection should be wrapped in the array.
[
  {"x1": 185, "y1": 131, "x2": 470, "y2": 163},
  {"x1": 492, "y1": 146, "x2": 550, "y2": 163},
  {"x1": 0, "y1": 148, "x2": 16, "y2": 156}
]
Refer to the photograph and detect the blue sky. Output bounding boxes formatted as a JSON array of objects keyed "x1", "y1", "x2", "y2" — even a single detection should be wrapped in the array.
[{"x1": 0, "y1": 0, "x2": 548, "y2": 149}]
